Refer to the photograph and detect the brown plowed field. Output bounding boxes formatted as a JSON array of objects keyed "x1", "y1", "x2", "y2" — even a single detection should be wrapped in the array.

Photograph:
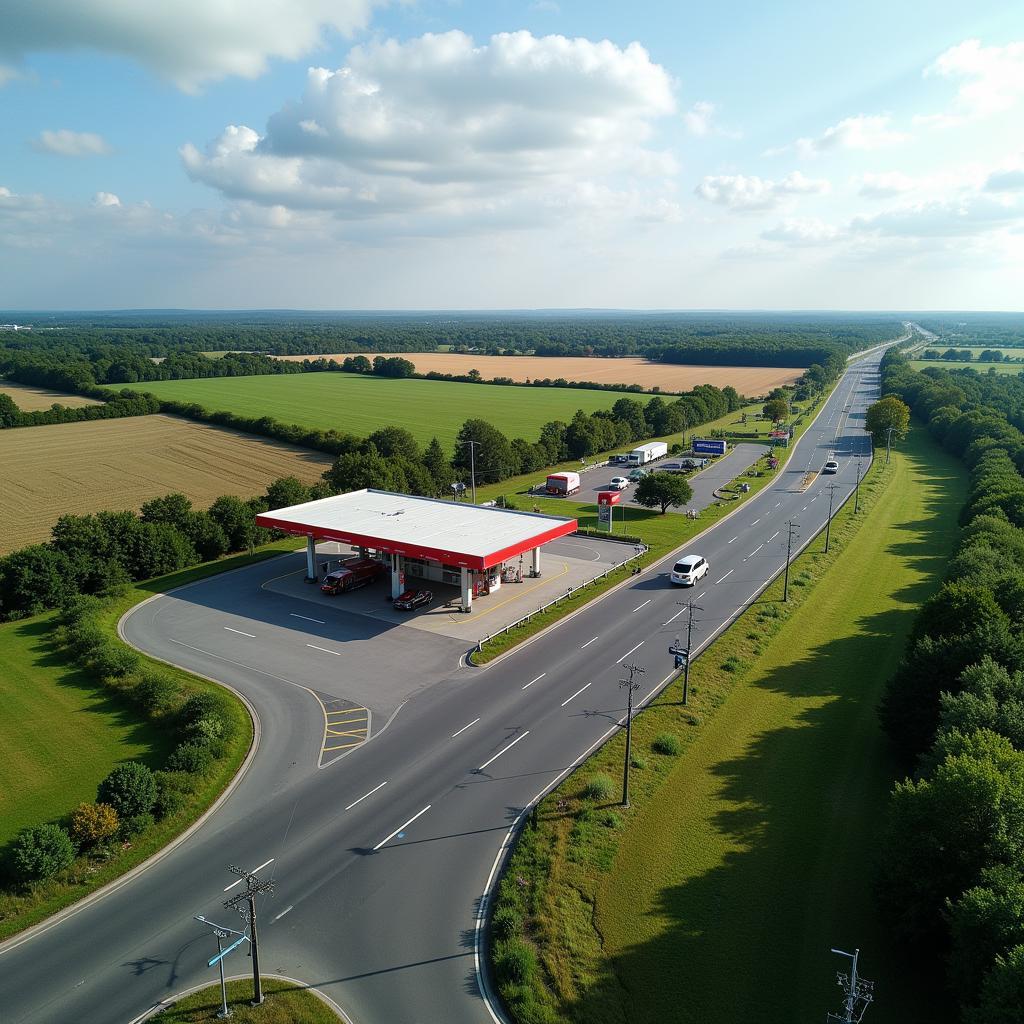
[
  {"x1": 274, "y1": 353, "x2": 802, "y2": 394},
  {"x1": 0, "y1": 379, "x2": 100, "y2": 411},
  {"x1": 0, "y1": 415, "x2": 332, "y2": 553}
]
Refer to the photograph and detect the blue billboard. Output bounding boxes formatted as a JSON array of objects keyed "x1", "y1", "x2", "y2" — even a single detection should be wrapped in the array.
[{"x1": 692, "y1": 438, "x2": 728, "y2": 456}]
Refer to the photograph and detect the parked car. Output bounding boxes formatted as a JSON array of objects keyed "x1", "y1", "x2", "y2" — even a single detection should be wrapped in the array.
[
  {"x1": 671, "y1": 555, "x2": 709, "y2": 586},
  {"x1": 320, "y1": 559, "x2": 385, "y2": 595},
  {"x1": 628, "y1": 467, "x2": 649, "y2": 481},
  {"x1": 393, "y1": 588, "x2": 433, "y2": 610},
  {"x1": 609, "y1": 476, "x2": 629, "y2": 490},
  {"x1": 679, "y1": 457, "x2": 709, "y2": 470},
  {"x1": 822, "y1": 458, "x2": 839, "y2": 474},
  {"x1": 609, "y1": 454, "x2": 629, "y2": 464}
]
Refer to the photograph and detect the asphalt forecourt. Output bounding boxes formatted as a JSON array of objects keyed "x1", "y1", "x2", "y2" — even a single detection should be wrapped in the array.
[{"x1": 0, "y1": 352, "x2": 885, "y2": 1024}]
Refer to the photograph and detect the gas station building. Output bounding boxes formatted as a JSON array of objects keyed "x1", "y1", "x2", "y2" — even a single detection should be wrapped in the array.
[{"x1": 255, "y1": 489, "x2": 578, "y2": 613}]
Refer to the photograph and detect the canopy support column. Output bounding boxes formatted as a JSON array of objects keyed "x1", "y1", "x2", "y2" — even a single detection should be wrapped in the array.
[{"x1": 305, "y1": 536, "x2": 317, "y2": 582}]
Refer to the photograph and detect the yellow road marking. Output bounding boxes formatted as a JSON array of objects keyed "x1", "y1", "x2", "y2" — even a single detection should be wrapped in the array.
[
  {"x1": 326, "y1": 714, "x2": 367, "y2": 724},
  {"x1": 323, "y1": 740, "x2": 364, "y2": 752},
  {"x1": 326, "y1": 704, "x2": 368, "y2": 712},
  {"x1": 327, "y1": 728, "x2": 368, "y2": 738}
]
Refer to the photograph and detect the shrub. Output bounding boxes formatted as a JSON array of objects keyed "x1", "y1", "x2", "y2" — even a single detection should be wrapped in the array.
[
  {"x1": 581, "y1": 773, "x2": 615, "y2": 801},
  {"x1": 118, "y1": 812, "x2": 155, "y2": 839},
  {"x1": 70, "y1": 802, "x2": 119, "y2": 848},
  {"x1": 133, "y1": 670, "x2": 183, "y2": 717},
  {"x1": 88, "y1": 641, "x2": 141, "y2": 680},
  {"x1": 494, "y1": 937, "x2": 538, "y2": 988},
  {"x1": 65, "y1": 618, "x2": 106, "y2": 658},
  {"x1": 630, "y1": 755, "x2": 647, "y2": 770},
  {"x1": 491, "y1": 904, "x2": 522, "y2": 942},
  {"x1": 166, "y1": 741, "x2": 214, "y2": 774},
  {"x1": 153, "y1": 770, "x2": 196, "y2": 820},
  {"x1": 98, "y1": 761, "x2": 157, "y2": 819},
  {"x1": 600, "y1": 810, "x2": 624, "y2": 829},
  {"x1": 653, "y1": 732, "x2": 682, "y2": 755},
  {"x1": 12, "y1": 824, "x2": 76, "y2": 882}
]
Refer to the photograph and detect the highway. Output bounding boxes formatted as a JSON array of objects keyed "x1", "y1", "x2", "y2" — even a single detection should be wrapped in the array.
[{"x1": 0, "y1": 350, "x2": 882, "y2": 1024}]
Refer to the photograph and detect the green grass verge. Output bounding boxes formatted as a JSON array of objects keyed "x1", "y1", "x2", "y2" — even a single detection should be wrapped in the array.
[
  {"x1": 103, "y1": 373, "x2": 643, "y2": 449},
  {"x1": 491, "y1": 422, "x2": 966, "y2": 1024},
  {"x1": 153, "y1": 978, "x2": 341, "y2": 1022},
  {"x1": 0, "y1": 540, "x2": 297, "y2": 942}
]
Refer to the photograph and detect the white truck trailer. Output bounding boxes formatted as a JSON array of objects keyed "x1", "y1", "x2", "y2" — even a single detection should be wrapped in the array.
[{"x1": 626, "y1": 441, "x2": 668, "y2": 466}]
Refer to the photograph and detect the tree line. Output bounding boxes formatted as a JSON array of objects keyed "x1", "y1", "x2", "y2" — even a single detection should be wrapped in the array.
[{"x1": 873, "y1": 347, "x2": 1024, "y2": 1021}]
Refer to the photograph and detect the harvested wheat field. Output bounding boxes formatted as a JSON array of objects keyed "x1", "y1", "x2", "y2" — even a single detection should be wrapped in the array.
[
  {"x1": 275, "y1": 353, "x2": 802, "y2": 394},
  {"x1": 0, "y1": 415, "x2": 333, "y2": 553},
  {"x1": 0, "y1": 379, "x2": 100, "y2": 411}
]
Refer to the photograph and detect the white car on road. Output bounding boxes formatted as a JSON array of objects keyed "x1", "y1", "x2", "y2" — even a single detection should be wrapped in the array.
[
  {"x1": 609, "y1": 476, "x2": 629, "y2": 490},
  {"x1": 671, "y1": 554, "x2": 709, "y2": 586}
]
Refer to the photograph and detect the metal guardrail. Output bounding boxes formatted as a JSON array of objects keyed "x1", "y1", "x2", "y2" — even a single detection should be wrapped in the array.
[{"x1": 476, "y1": 541, "x2": 648, "y2": 652}]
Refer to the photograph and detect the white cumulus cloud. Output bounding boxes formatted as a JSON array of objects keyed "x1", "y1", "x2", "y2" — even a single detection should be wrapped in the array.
[
  {"x1": 183, "y1": 30, "x2": 678, "y2": 225},
  {"x1": 683, "y1": 101, "x2": 715, "y2": 136},
  {"x1": 0, "y1": 0, "x2": 378, "y2": 91},
  {"x1": 923, "y1": 39, "x2": 1024, "y2": 122},
  {"x1": 93, "y1": 191, "x2": 121, "y2": 207},
  {"x1": 31, "y1": 129, "x2": 110, "y2": 157},
  {"x1": 695, "y1": 171, "x2": 829, "y2": 211},
  {"x1": 794, "y1": 114, "x2": 908, "y2": 157},
  {"x1": 851, "y1": 195, "x2": 1023, "y2": 238},
  {"x1": 857, "y1": 171, "x2": 918, "y2": 198},
  {"x1": 761, "y1": 217, "x2": 841, "y2": 245}
]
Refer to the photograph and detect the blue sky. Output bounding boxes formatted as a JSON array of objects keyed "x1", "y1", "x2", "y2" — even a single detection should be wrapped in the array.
[{"x1": 1, "y1": 1, "x2": 1023, "y2": 309}]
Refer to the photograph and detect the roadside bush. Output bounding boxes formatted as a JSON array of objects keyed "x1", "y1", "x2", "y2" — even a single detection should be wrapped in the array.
[
  {"x1": 494, "y1": 937, "x2": 538, "y2": 988},
  {"x1": 652, "y1": 732, "x2": 682, "y2": 755},
  {"x1": 87, "y1": 640, "x2": 141, "y2": 680},
  {"x1": 97, "y1": 761, "x2": 157, "y2": 820},
  {"x1": 12, "y1": 824, "x2": 76, "y2": 883},
  {"x1": 153, "y1": 770, "x2": 196, "y2": 820},
  {"x1": 966, "y1": 945, "x2": 1024, "y2": 1024},
  {"x1": 581, "y1": 773, "x2": 615, "y2": 801},
  {"x1": 630, "y1": 755, "x2": 647, "y2": 770},
  {"x1": 132, "y1": 670, "x2": 183, "y2": 717},
  {"x1": 65, "y1": 617, "x2": 106, "y2": 658},
  {"x1": 166, "y1": 741, "x2": 214, "y2": 774},
  {"x1": 491, "y1": 904, "x2": 523, "y2": 942},
  {"x1": 70, "y1": 802, "x2": 119, "y2": 848},
  {"x1": 118, "y1": 812, "x2": 155, "y2": 839}
]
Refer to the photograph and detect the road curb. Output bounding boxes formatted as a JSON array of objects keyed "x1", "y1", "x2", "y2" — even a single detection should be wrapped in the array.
[{"x1": 128, "y1": 972, "x2": 354, "y2": 1023}]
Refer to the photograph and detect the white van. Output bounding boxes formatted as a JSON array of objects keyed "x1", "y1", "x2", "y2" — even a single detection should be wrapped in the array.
[{"x1": 671, "y1": 555, "x2": 709, "y2": 586}]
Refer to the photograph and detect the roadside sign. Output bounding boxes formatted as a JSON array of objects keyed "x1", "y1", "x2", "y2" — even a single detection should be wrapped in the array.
[
  {"x1": 669, "y1": 647, "x2": 688, "y2": 658},
  {"x1": 208, "y1": 933, "x2": 249, "y2": 967}
]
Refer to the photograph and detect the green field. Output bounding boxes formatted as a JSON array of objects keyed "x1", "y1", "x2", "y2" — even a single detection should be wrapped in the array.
[
  {"x1": 912, "y1": 359, "x2": 1024, "y2": 374},
  {"x1": 106, "y1": 373, "x2": 642, "y2": 447},
  {"x1": 0, "y1": 616, "x2": 172, "y2": 853}
]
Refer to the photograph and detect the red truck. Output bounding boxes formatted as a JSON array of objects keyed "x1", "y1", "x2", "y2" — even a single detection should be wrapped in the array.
[{"x1": 320, "y1": 559, "x2": 386, "y2": 595}]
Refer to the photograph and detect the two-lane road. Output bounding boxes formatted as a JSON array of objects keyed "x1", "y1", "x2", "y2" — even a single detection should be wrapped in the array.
[{"x1": 0, "y1": 352, "x2": 884, "y2": 1024}]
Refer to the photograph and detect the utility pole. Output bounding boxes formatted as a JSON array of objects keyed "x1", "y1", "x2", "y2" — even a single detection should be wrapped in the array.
[
  {"x1": 460, "y1": 440, "x2": 481, "y2": 503},
  {"x1": 223, "y1": 860, "x2": 275, "y2": 1006},
  {"x1": 884, "y1": 426, "x2": 895, "y2": 465},
  {"x1": 854, "y1": 458, "x2": 863, "y2": 515},
  {"x1": 619, "y1": 663, "x2": 645, "y2": 808},
  {"x1": 784, "y1": 519, "x2": 800, "y2": 602},
  {"x1": 826, "y1": 947, "x2": 874, "y2": 1023},
  {"x1": 677, "y1": 600, "x2": 702, "y2": 705},
  {"x1": 824, "y1": 483, "x2": 837, "y2": 554}
]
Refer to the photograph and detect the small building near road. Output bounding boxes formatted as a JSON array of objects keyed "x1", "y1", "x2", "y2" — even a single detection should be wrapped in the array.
[{"x1": 256, "y1": 488, "x2": 578, "y2": 613}]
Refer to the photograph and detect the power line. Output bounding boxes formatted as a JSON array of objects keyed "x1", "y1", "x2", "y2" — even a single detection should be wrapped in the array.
[
  {"x1": 826, "y1": 947, "x2": 874, "y2": 1023},
  {"x1": 222, "y1": 860, "x2": 275, "y2": 1006},
  {"x1": 458, "y1": 440, "x2": 481, "y2": 503}
]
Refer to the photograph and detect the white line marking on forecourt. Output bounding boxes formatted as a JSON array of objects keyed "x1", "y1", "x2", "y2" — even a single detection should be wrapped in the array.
[
  {"x1": 452, "y1": 718, "x2": 481, "y2": 738},
  {"x1": 478, "y1": 731, "x2": 531, "y2": 772},
  {"x1": 345, "y1": 781, "x2": 387, "y2": 811},
  {"x1": 561, "y1": 682, "x2": 591, "y2": 707},
  {"x1": 290, "y1": 613, "x2": 325, "y2": 624},
  {"x1": 223, "y1": 626, "x2": 255, "y2": 638},
  {"x1": 373, "y1": 806, "x2": 431, "y2": 851},
  {"x1": 522, "y1": 673, "x2": 546, "y2": 690}
]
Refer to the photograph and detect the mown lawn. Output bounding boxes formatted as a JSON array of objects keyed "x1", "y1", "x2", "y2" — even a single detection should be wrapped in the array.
[
  {"x1": 589, "y1": 424, "x2": 965, "y2": 1022},
  {"x1": 105, "y1": 373, "x2": 641, "y2": 448},
  {"x1": 0, "y1": 617, "x2": 173, "y2": 852},
  {"x1": 153, "y1": 978, "x2": 340, "y2": 1022}
]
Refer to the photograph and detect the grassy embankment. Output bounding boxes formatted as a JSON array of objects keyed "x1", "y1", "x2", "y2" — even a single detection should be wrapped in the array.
[
  {"x1": 152, "y1": 978, "x2": 341, "y2": 1022},
  {"x1": 472, "y1": 395, "x2": 826, "y2": 662},
  {"x1": 0, "y1": 541, "x2": 295, "y2": 942},
  {"x1": 491, "y1": 422, "x2": 966, "y2": 1024}
]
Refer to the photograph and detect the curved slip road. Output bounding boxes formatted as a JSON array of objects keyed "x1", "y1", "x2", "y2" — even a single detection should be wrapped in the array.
[{"x1": 0, "y1": 352, "x2": 883, "y2": 1024}]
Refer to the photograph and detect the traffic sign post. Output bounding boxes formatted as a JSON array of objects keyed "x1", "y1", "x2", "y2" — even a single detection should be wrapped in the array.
[{"x1": 194, "y1": 916, "x2": 249, "y2": 1019}]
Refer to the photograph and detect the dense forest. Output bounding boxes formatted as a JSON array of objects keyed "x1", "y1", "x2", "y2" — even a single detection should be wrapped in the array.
[
  {"x1": 875, "y1": 348, "x2": 1024, "y2": 1021},
  {"x1": 0, "y1": 310, "x2": 903, "y2": 374},
  {"x1": 915, "y1": 312, "x2": 1024, "y2": 348}
]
